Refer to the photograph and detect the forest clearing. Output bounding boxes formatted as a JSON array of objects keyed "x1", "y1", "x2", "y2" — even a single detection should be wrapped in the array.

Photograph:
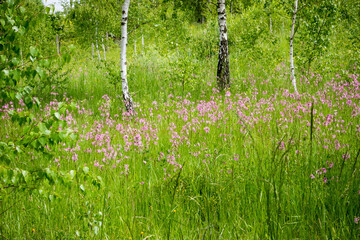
[{"x1": 1, "y1": 0, "x2": 360, "y2": 239}]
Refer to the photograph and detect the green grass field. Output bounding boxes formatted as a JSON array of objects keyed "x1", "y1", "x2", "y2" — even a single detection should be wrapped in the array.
[{"x1": 1, "y1": 16, "x2": 360, "y2": 239}]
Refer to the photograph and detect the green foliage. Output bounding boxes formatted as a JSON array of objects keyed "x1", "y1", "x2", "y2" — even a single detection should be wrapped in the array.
[
  {"x1": 0, "y1": 165, "x2": 103, "y2": 198},
  {"x1": 295, "y1": 0, "x2": 337, "y2": 72},
  {"x1": 0, "y1": 1, "x2": 101, "y2": 210}
]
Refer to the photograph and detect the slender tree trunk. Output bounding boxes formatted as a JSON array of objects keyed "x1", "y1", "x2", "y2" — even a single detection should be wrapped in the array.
[
  {"x1": 102, "y1": 37, "x2": 106, "y2": 61},
  {"x1": 121, "y1": 0, "x2": 134, "y2": 112},
  {"x1": 270, "y1": 14, "x2": 273, "y2": 34},
  {"x1": 290, "y1": 0, "x2": 298, "y2": 93},
  {"x1": 95, "y1": 26, "x2": 101, "y2": 61},
  {"x1": 217, "y1": 0, "x2": 230, "y2": 91},
  {"x1": 56, "y1": 34, "x2": 60, "y2": 55},
  {"x1": 141, "y1": 34, "x2": 145, "y2": 52},
  {"x1": 91, "y1": 43, "x2": 95, "y2": 59},
  {"x1": 106, "y1": 32, "x2": 109, "y2": 51}
]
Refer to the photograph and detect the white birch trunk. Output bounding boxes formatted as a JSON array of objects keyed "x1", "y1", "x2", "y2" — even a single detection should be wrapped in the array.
[
  {"x1": 56, "y1": 35, "x2": 60, "y2": 55},
  {"x1": 290, "y1": 0, "x2": 298, "y2": 93},
  {"x1": 91, "y1": 43, "x2": 95, "y2": 59},
  {"x1": 217, "y1": 0, "x2": 230, "y2": 90},
  {"x1": 121, "y1": 0, "x2": 134, "y2": 112},
  {"x1": 95, "y1": 26, "x2": 101, "y2": 61},
  {"x1": 102, "y1": 38, "x2": 106, "y2": 61}
]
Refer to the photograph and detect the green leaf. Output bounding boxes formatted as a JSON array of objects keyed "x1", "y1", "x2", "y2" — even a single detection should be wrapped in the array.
[
  {"x1": 11, "y1": 57, "x2": 19, "y2": 65},
  {"x1": 54, "y1": 112, "x2": 60, "y2": 120},
  {"x1": 30, "y1": 46, "x2": 38, "y2": 57},
  {"x1": 22, "y1": 170, "x2": 30, "y2": 183},
  {"x1": 0, "y1": 154, "x2": 11, "y2": 165},
  {"x1": 38, "y1": 123, "x2": 50, "y2": 135},
  {"x1": 20, "y1": 6, "x2": 26, "y2": 14},
  {"x1": 45, "y1": 6, "x2": 51, "y2": 14},
  {"x1": 0, "y1": 19, "x2": 5, "y2": 27},
  {"x1": 80, "y1": 184, "x2": 85, "y2": 192},
  {"x1": 3, "y1": 69, "x2": 10, "y2": 76},
  {"x1": 38, "y1": 137, "x2": 47, "y2": 146},
  {"x1": 36, "y1": 67, "x2": 46, "y2": 80},
  {"x1": 0, "y1": 55, "x2": 6, "y2": 63},
  {"x1": 11, "y1": 170, "x2": 20, "y2": 184}
]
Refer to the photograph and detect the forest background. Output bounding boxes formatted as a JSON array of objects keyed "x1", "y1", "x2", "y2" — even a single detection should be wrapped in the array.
[{"x1": 1, "y1": 0, "x2": 360, "y2": 239}]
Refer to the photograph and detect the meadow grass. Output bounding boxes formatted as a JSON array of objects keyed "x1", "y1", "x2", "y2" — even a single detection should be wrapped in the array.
[{"x1": 1, "y1": 29, "x2": 360, "y2": 240}]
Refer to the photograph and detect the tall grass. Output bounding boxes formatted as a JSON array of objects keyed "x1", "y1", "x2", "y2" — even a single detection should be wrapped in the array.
[{"x1": 1, "y1": 21, "x2": 360, "y2": 239}]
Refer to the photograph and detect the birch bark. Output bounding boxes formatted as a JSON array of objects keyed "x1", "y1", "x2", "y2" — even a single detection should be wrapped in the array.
[
  {"x1": 290, "y1": 0, "x2": 298, "y2": 93},
  {"x1": 121, "y1": 0, "x2": 134, "y2": 112},
  {"x1": 217, "y1": 0, "x2": 230, "y2": 91},
  {"x1": 102, "y1": 37, "x2": 106, "y2": 61}
]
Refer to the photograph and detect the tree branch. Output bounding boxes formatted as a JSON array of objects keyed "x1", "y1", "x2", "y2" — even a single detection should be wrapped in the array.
[{"x1": 128, "y1": 21, "x2": 150, "y2": 35}]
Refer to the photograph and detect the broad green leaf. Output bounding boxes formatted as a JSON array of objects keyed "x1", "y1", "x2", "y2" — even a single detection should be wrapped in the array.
[
  {"x1": 22, "y1": 170, "x2": 30, "y2": 183},
  {"x1": 30, "y1": 46, "x2": 38, "y2": 57},
  {"x1": 54, "y1": 112, "x2": 60, "y2": 120},
  {"x1": 38, "y1": 137, "x2": 47, "y2": 146},
  {"x1": 0, "y1": 55, "x2": 6, "y2": 63}
]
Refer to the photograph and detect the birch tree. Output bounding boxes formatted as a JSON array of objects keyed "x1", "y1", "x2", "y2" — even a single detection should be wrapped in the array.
[
  {"x1": 217, "y1": 0, "x2": 230, "y2": 91},
  {"x1": 95, "y1": 25, "x2": 101, "y2": 61},
  {"x1": 121, "y1": 0, "x2": 134, "y2": 112},
  {"x1": 102, "y1": 37, "x2": 106, "y2": 61},
  {"x1": 290, "y1": 0, "x2": 298, "y2": 93}
]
